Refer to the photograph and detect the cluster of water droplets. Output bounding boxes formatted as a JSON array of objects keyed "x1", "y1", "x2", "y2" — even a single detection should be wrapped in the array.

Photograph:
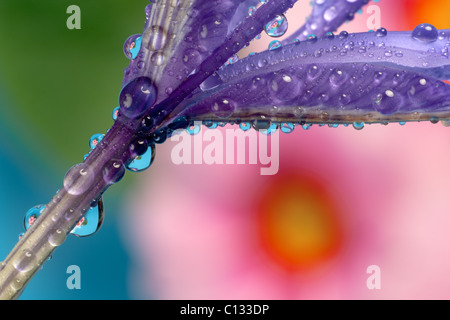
[{"x1": 22, "y1": 198, "x2": 104, "y2": 240}]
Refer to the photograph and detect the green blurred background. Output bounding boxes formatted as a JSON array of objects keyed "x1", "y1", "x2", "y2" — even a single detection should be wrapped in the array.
[{"x1": 0, "y1": 0, "x2": 148, "y2": 299}]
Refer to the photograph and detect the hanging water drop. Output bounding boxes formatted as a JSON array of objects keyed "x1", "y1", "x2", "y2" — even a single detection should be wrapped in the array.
[
  {"x1": 123, "y1": 34, "x2": 142, "y2": 59},
  {"x1": 186, "y1": 123, "x2": 201, "y2": 135},
  {"x1": 264, "y1": 14, "x2": 288, "y2": 37},
  {"x1": 412, "y1": 23, "x2": 438, "y2": 42},
  {"x1": 239, "y1": 122, "x2": 251, "y2": 131},
  {"x1": 24, "y1": 205, "x2": 46, "y2": 230},
  {"x1": 280, "y1": 123, "x2": 294, "y2": 133},
  {"x1": 126, "y1": 144, "x2": 156, "y2": 172},
  {"x1": 352, "y1": 122, "x2": 365, "y2": 130},
  {"x1": 112, "y1": 106, "x2": 120, "y2": 120},
  {"x1": 89, "y1": 133, "x2": 104, "y2": 150},
  {"x1": 70, "y1": 197, "x2": 104, "y2": 237}
]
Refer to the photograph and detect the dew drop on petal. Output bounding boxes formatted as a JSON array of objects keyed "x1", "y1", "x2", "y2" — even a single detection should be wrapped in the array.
[
  {"x1": 63, "y1": 163, "x2": 94, "y2": 196},
  {"x1": 212, "y1": 98, "x2": 236, "y2": 119},
  {"x1": 412, "y1": 23, "x2": 438, "y2": 42},
  {"x1": 103, "y1": 159, "x2": 126, "y2": 185},
  {"x1": 264, "y1": 14, "x2": 288, "y2": 37},
  {"x1": 123, "y1": 34, "x2": 142, "y2": 59},
  {"x1": 119, "y1": 77, "x2": 157, "y2": 119}
]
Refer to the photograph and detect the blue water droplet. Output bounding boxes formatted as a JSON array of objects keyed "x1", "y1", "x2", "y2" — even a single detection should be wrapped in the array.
[
  {"x1": 412, "y1": 23, "x2": 438, "y2": 42},
  {"x1": 119, "y1": 77, "x2": 157, "y2": 119},
  {"x1": 71, "y1": 198, "x2": 104, "y2": 237},
  {"x1": 24, "y1": 205, "x2": 46, "y2": 230},
  {"x1": 268, "y1": 40, "x2": 282, "y2": 51},
  {"x1": 112, "y1": 106, "x2": 120, "y2": 120},
  {"x1": 204, "y1": 121, "x2": 218, "y2": 129},
  {"x1": 248, "y1": 6, "x2": 256, "y2": 16},
  {"x1": 89, "y1": 133, "x2": 104, "y2": 150},
  {"x1": 239, "y1": 122, "x2": 251, "y2": 131},
  {"x1": 352, "y1": 122, "x2": 365, "y2": 130},
  {"x1": 126, "y1": 144, "x2": 155, "y2": 172},
  {"x1": 325, "y1": 32, "x2": 335, "y2": 40},
  {"x1": 264, "y1": 14, "x2": 288, "y2": 37},
  {"x1": 301, "y1": 123, "x2": 312, "y2": 130},
  {"x1": 260, "y1": 123, "x2": 278, "y2": 135},
  {"x1": 280, "y1": 123, "x2": 294, "y2": 133},
  {"x1": 123, "y1": 35, "x2": 142, "y2": 59},
  {"x1": 186, "y1": 123, "x2": 201, "y2": 135}
]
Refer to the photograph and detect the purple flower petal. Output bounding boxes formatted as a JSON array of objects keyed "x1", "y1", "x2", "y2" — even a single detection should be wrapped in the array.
[
  {"x1": 171, "y1": 29, "x2": 450, "y2": 125},
  {"x1": 283, "y1": 0, "x2": 370, "y2": 43}
]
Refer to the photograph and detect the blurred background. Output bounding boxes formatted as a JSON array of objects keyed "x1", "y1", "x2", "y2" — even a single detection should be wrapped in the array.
[{"x1": 0, "y1": 0, "x2": 449, "y2": 299}]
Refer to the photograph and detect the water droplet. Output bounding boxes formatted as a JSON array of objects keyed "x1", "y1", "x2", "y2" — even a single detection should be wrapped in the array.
[
  {"x1": 24, "y1": 205, "x2": 46, "y2": 230},
  {"x1": 372, "y1": 90, "x2": 402, "y2": 115},
  {"x1": 119, "y1": 77, "x2": 157, "y2": 119},
  {"x1": 259, "y1": 123, "x2": 278, "y2": 135},
  {"x1": 212, "y1": 98, "x2": 236, "y2": 119},
  {"x1": 63, "y1": 163, "x2": 95, "y2": 196},
  {"x1": 112, "y1": 106, "x2": 120, "y2": 120},
  {"x1": 239, "y1": 122, "x2": 251, "y2": 131},
  {"x1": 182, "y1": 48, "x2": 202, "y2": 68},
  {"x1": 301, "y1": 123, "x2": 312, "y2": 130},
  {"x1": 123, "y1": 35, "x2": 142, "y2": 59},
  {"x1": 323, "y1": 6, "x2": 338, "y2": 22},
  {"x1": 352, "y1": 122, "x2": 365, "y2": 130},
  {"x1": 376, "y1": 28, "x2": 387, "y2": 37},
  {"x1": 268, "y1": 40, "x2": 282, "y2": 51},
  {"x1": 325, "y1": 32, "x2": 335, "y2": 40},
  {"x1": 200, "y1": 72, "x2": 223, "y2": 91},
  {"x1": 264, "y1": 14, "x2": 288, "y2": 37},
  {"x1": 149, "y1": 25, "x2": 167, "y2": 50},
  {"x1": 151, "y1": 51, "x2": 165, "y2": 66},
  {"x1": 226, "y1": 54, "x2": 239, "y2": 65},
  {"x1": 280, "y1": 123, "x2": 294, "y2": 133},
  {"x1": 186, "y1": 123, "x2": 201, "y2": 135},
  {"x1": 204, "y1": 121, "x2": 218, "y2": 129},
  {"x1": 248, "y1": 6, "x2": 257, "y2": 16},
  {"x1": 269, "y1": 73, "x2": 303, "y2": 101},
  {"x1": 71, "y1": 198, "x2": 104, "y2": 237},
  {"x1": 89, "y1": 133, "x2": 104, "y2": 150},
  {"x1": 13, "y1": 249, "x2": 36, "y2": 273},
  {"x1": 103, "y1": 159, "x2": 125, "y2": 185},
  {"x1": 126, "y1": 144, "x2": 155, "y2": 172},
  {"x1": 412, "y1": 23, "x2": 438, "y2": 42},
  {"x1": 48, "y1": 228, "x2": 66, "y2": 247}
]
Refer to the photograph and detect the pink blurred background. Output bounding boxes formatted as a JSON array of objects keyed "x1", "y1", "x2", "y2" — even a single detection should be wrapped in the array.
[{"x1": 121, "y1": 0, "x2": 450, "y2": 299}]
